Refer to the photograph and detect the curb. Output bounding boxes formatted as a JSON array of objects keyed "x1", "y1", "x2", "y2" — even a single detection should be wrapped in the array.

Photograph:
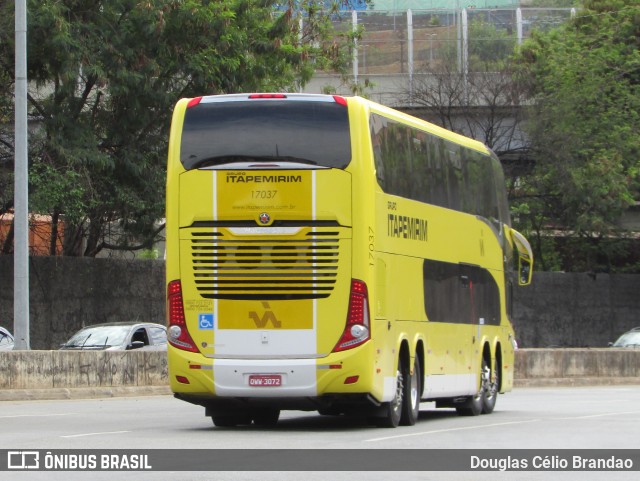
[
  {"x1": 514, "y1": 377, "x2": 640, "y2": 388},
  {"x1": 3, "y1": 380, "x2": 640, "y2": 402},
  {"x1": 0, "y1": 385, "x2": 172, "y2": 402}
]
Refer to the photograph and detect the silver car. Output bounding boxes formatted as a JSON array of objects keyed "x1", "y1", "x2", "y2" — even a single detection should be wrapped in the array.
[
  {"x1": 0, "y1": 327, "x2": 14, "y2": 351},
  {"x1": 610, "y1": 327, "x2": 640, "y2": 348},
  {"x1": 59, "y1": 322, "x2": 167, "y2": 351}
]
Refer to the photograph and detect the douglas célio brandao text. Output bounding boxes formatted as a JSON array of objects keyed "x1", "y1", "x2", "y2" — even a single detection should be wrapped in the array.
[{"x1": 470, "y1": 454, "x2": 634, "y2": 471}]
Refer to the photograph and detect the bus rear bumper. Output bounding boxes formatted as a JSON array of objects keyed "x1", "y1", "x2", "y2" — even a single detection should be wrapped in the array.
[
  {"x1": 168, "y1": 343, "x2": 382, "y2": 405},
  {"x1": 174, "y1": 391, "x2": 382, "y2": 416},
  {"x1": 213, "y1": 358, "x2": 318, "y2": 397}
]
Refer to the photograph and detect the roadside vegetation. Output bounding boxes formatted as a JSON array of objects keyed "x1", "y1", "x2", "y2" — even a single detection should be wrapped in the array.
[{"x1": 0, "y1": 0, "x2": 638, "y2": 272}]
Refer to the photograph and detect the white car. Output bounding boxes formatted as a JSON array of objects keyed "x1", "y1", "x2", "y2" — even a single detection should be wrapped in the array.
[
  {"x1": 59, "y1": 322, "x2": 167, "y2": 351},
  {"x1": 610, "y1": 327, "x2": 640, "y2": 348},
  {"x1": 0, "y1": 327, "x2": 14, "y2": 351}
]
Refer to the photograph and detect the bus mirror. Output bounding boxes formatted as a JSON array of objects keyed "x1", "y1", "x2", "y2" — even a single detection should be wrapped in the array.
[
  {"x1": 510, "y1": 228, "x2": 533, "y2": 286},
  {"x1": 518, "y1": 256, "x2": 532, "y2": 286}
]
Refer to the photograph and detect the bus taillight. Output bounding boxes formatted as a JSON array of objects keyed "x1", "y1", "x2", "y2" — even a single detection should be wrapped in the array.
[
  {"x1": 167, "y1": 280, "x2": 199, "y2": 353},
  {"x1": 333, "y1": 279, "x2": 371, "y2": 352}
]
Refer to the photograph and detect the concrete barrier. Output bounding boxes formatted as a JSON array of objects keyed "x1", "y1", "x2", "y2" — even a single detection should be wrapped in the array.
[
  {"x1": 0, "y1": 349, "x2": 639, "y2": 401},
  {"x1": 0, "y1": 350, "x2": 170, "y2": 401},
  {"x1": 514, "y1": 348, "x2": 640, "y2": 387}
]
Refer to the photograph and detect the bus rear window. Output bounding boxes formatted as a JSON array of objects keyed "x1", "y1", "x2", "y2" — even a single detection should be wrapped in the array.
[{"x1": 180, "y1": 100, "x2": 351, "y2": 170}]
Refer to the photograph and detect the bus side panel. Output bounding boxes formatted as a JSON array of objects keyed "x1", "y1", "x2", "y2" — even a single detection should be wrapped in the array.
[{"x1": 374, "y1": 190, "x2": 513, "y2": 399}]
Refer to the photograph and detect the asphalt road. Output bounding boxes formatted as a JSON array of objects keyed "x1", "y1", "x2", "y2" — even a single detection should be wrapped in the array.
[{"x1": 1, "y1": 386, "x2": 639, "y2": 480}]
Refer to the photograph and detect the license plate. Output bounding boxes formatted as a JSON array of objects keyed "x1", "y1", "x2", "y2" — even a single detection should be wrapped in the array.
[{"x1": 248, "y1": 374, "x2": 282, "y2": 387}]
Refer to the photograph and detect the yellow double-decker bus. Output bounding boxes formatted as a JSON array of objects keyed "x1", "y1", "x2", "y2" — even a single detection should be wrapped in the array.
[{"x1": 165, "y1": 93, "x2": 533, "y2": 428}]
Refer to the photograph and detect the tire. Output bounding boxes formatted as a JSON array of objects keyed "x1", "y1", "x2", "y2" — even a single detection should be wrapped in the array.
[
  {"x1": 374, "y1": 363, "x2": 404, "y2": 428},
  {"x1": 211, "y1": 413, "x2": 252, "y2": 427},
  {"x1": 481, "y1": 357, "x2": 499, "y2": 415},
  {"x1": 318, "y1": 407, "x2": 342, "y2": 416},
  {"x1": 400, "y1": 356, "x2": 421, "y2": 426},
  {"x1": 456, "y1": 359, "x2": 486, "y2": 417}
]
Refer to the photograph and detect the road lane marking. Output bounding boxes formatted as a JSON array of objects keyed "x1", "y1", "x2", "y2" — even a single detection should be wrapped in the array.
[
  {"x1": 61, "y1": 431, "x2": 131, "y2": 438},
  {"x1": 365, "y1": 419, "x2": 540, "y2": 443},
  {"x1": 556, "y1": 410, "x2": 640, "y2": 420},
  {"x1": 0, "y1": 413, "x2": 78, "y2": 419}
]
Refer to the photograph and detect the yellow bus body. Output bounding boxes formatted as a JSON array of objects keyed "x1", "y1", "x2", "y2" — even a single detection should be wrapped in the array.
[{"x1": 165, "y1": 94, "x2": 531, "y2": 427}]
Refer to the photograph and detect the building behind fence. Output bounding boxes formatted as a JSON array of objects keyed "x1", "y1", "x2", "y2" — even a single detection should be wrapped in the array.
[{"x1": 303, "y1": 6, "x2": 576, "y2": 106}]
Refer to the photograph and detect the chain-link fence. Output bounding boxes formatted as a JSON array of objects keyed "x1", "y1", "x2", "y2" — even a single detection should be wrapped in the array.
[
  {"x1": 321, "y1": 8, "x2": 575, "y2": 75},
  {"x1": 303, "y1": 7, "x2": 575, "y2": 105}
]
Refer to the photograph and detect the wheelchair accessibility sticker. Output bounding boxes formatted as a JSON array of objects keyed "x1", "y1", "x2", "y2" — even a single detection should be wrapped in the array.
[{"x1": 198, "y1": 314, "x2": 214, "y2": 330}]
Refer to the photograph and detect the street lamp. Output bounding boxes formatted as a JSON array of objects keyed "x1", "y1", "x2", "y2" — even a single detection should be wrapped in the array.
[{"x1": 429, "y1": 33, "x2": 437, "y2": 68}]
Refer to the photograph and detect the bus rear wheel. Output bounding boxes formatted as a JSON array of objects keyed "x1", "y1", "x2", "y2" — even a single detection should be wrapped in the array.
[
  {"x1": 456, "y1": 358, "x2": 492, "y2": 417},
  {"x1": 400, "y1": 356, "x2": 421, "y2": 426},
  {"x1": 374, "y1": 363, "x2": 404, "y2": 428},
  {"x1": 482, "y1": 358, "x2": 499, "y2": 415},
  {"x1": 211, "y1": 413, "x2": 252, "y2": 427},
  {"x1": 252, "y1": 408, "x2": 280, "y2": 426}
]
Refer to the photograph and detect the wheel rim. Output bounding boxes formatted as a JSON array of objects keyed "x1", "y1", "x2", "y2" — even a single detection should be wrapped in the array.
[
  {"x1": 473, "y1": 362, "x2": 490, "y2": 403},
  {"x1": 392, "y1": 369, "x2": 403, "y2": 414},
  {"x1": 409, "y1": 365, "x2": 419, "y2": 410},
  {"x1": 481, "y1": 363, "x2": 490, "y2": 394},
  {"x1": 485, "y1": 361, "x2": 499, "y2": 403}
]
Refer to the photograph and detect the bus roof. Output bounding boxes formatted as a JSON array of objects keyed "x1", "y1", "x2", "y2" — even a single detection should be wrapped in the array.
[
  {"x1": 356, "y1": 96, "x2": 491, "y2": 156},
  {"x1": 180, "y1": 93, "x2": 492, "y2": 157}
]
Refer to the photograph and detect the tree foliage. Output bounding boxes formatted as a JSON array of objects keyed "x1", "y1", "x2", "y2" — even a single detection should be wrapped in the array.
[
  {"x1": 409, "y1": 18, "x2": 527, "y2": 159},
  {"x1": 513, "y1": 0, "x2": 640, "y2": 272},
  {"x1": 0, "y1": 0, "x2": 357, "y2": 256}
]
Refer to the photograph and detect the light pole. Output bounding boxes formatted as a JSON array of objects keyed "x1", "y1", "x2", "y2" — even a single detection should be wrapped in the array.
[
  {"x1": 14, "y1": 0, "x2": 30, "y2": 350},
  {"x1": 429, "y1": 33, "x2": 437, "y2": 68}
]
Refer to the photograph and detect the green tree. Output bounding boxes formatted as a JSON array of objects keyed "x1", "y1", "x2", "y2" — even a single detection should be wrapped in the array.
[
  {"x1": 467, "y1": 14, "x2": 517, "y2": 72},
  {"x1": 0, "y1": 51, "x2": 14, "y2": 220},
  {"x1": 0, "y1": 0, "x2": 357, "y2": 256},
  {"x1": 513, "y1": 0, "x2": 640, "y2": 272}
]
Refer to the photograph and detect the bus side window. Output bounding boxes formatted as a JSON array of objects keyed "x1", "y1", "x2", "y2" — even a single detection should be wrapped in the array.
[{"x1": 370, "y1": 115, "x2": 386, "y2": 188}]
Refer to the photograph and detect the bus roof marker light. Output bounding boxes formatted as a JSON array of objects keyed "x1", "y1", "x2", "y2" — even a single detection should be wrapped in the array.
[
  {"x1": 333, "y1": 95, "x2": 348, "y2": 107},
  {"x1": 249, "y1": 94, "x2": 287, "y2": 99},
  {"x1": 186, "y1": 97, "x2": 203, "y2": 108}
]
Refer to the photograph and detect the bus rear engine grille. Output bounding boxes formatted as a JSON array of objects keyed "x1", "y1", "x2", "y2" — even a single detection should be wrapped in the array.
[{"x1": 190, "y1": 231, "x2": 340, "y2": 300}]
